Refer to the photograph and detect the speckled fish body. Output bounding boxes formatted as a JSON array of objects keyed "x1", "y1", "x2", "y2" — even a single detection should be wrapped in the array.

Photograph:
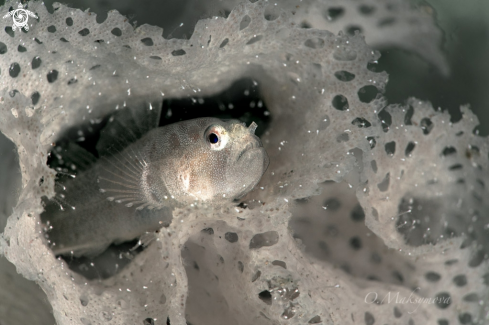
[{"x1": 43, "y1": 117, "x2": 269, "y2": 257}]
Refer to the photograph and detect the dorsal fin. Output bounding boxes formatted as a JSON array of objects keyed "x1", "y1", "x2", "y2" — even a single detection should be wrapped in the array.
[
  {"x1": 64, "y1": 142, "x2": 97, "y2": 172},
  {"x1": 44, "y1": 142, "x2": 97, "y2": 213},
  {"x1": 50, "y1": 142, "x2": 97, "y2": 174},
  {"x1": 96, "y1": 101, "x2": 162, "y2": 157}
]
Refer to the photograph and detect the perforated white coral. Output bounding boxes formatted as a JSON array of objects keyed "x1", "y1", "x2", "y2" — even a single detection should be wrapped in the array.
[{"x1": 0, "y1": 0, "x2": 488, "y2": 325}]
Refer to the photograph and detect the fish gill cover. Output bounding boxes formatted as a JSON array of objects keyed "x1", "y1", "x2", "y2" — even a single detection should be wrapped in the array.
[{"x1": 0, "y1": 0, "x2": 487, "y2": 324}]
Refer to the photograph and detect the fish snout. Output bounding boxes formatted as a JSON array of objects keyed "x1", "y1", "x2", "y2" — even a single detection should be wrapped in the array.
[{"x1": 236, "y1": 134, "x2": 263, "y2": 161}]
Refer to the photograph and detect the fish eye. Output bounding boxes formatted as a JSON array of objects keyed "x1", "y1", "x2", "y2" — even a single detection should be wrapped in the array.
[
  {"x1": 209, "y1": 133, "x2": 219, "y2": 144},
  {"x1": 205, "y1": 125, "x2": 228, "y2": 150}
]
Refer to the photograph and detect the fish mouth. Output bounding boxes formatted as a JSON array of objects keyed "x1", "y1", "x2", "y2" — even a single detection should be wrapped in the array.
[
  {"x1": 233, "y1": 146, "x2": 270, "y2": 200},
  {"x1": 236, "y1": 136, "x2": 262, "y2": 161},
  {"x1": 235, "y1": 121, "x2": 262, "y2": 161},
  {"x1": 237, "y1": 143, "x2": 254, "y2": 161}
]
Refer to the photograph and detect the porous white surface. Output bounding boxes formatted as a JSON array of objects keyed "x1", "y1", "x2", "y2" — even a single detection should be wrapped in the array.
[
  {"x1": 289, "y1": 0, "x2": 450, "y2": 75},
  {"x1": 0, "y1": 133, "x2": 54, "y2": 324},
  {"x1": 0, "y1": 0, "x2": 487, "y2": 324}
]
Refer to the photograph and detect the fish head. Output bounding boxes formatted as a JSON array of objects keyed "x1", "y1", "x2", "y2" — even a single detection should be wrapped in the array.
[
  {"x1": 163, "y1": 117, "x2": 269, "y2": 203},
  {"x1": 205, "y1": 119, "x2": 269, "y2": 201}
]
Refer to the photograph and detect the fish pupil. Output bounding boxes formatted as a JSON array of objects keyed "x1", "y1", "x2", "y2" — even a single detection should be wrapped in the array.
[{"x1": 209, "y1": 133, "x2": 219, "y2": 144}]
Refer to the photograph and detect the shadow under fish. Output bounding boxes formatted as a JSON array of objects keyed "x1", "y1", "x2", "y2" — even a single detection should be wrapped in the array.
[{"x1": 41, "y1": 103, "x2": 269, "y2": 258}]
